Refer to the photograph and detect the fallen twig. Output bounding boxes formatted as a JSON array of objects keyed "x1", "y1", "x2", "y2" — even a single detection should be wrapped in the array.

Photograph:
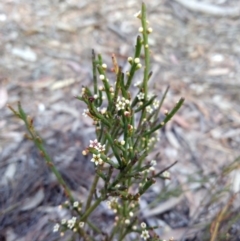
[{"x1": 173, "y1": 0, "x2": 240, "y2": 17}]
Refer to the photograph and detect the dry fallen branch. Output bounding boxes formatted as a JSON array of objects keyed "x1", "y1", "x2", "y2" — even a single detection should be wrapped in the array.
[{"x1": 173, "y1": 0, "x2": 240, "y2": 17}]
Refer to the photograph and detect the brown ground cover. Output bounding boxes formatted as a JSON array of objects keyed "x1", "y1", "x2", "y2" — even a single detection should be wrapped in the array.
[{"x1": 1, "y1": 0, "x2": 240, "y2": 240}]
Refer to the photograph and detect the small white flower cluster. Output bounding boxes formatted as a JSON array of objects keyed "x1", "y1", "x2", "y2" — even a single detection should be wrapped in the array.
[
  {"x1": 135, "y1": 11, "x2": 153, "y2": 34},
  {"x1": 79, "y1": 222, "x2": 84, "y2": 228},
  {"x1": 67, "y1": 216, "x2": 77, "y2": 229},
  {"x1": 89, "y1": 139, "x2": 106, "y2": 152},
  {"x1": 106, "y1": 198, "x2": 119, "y2": 213},
  {"x1": 146, "y1": 93, "x2": 154, "y2": 100},
  {"x1": 153, "y1": 99, "x2": 160, "y2": 109},
  {"x1": 162, "y1": 171, "x2": 170, "y2": 179},
  {"x1": 73, "y1": 201, "x2": 79, "y2": 208},
  {"x1": 138, "y1": 26, "x2": 153, "y2": 34},
  {"x1": 96, "y1": 106, "x2": 108, "y2": 115},
  {"x1": 91, "y1": 153, "x2": 103, "y2": 165},
  {"x1": 53, "y1": 223, "x2": 60, "y2": 232},
  {"x1": 148, "y1": 136, "x2": 157, "y2": 147},
  {"x1": 116, "y1": 97, "x2": 130, "y2": 111},
  {"x1": 134, "y1": 80, "x2": 142, "y2": 87},
  {"x1": 146, "y1": 106, "x2": 153, "y2": 114},
  {"x1": 53, "y1": 216, "x2": 84, "y2": 234},
  {"x1": 73, "y1": 201, "x2": 82, "y2": 211},
  {"x1": 150, "y1": 160, "x2": 157, "y2": 166},
  {"x1": 140, "y1": 222, "x2": 150, "y2": 240},
  {"x1": 137, "y1": 92, "x2": 145, "y2": 100},
  {"x1": 82, "y1": 108, "x2": 89, "y2": 117},
  {"x1": 81, "y1": 87, "x2": 86, "y2": 95},
  {"x1": 128, "y1": 57, "x2": 142, "y2": 69},
  {"x1": 149, "y1": 159, "x2": 157, "y2": 171}
]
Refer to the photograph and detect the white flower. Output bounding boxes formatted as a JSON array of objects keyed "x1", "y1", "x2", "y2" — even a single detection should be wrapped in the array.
[
  {"x1": 81, "y1": 87, "x2": 86, "y2": 94},
  {"x1": 134, "y1": 11, "x2": 141, "y2": 18},
  {"x1": 138, "y1": 27, "x2": 143, "y2": 33},
  {"x1": 137, "y1": 92, "x2": 145, "y2": 100},
  {"x1": 102, "y1": 63, "x2": 107, "y2": 69},
  {"x1": 99, "y1": 75, "x2": 105, "y2": 80},
  {"x1": 162, "y1": 171, "x2": 170, "y2": 178},
  {"x1": 129, "y1": 212, "x2": 134, "y2": 217},
  {"x1": 82, "y1": 109, "x2": 89, "y2": 117},
  {"x1": 73, "y1": 201, "x2": 79, "y2": 208},
  {"x1": 125, "y1": 219, "x2": 130, "y2": 224},
  {"x1": 128, "y1": 56, "x2": 133, "y2": 62},
  {"x1": 147, "y1": 93, "x2": 154, "y2": 100},
  {"x1": 53, "y1": 223, "x2": 60, "y2": 232},
  {"x1": 101, "y1": 108, "x2": 107, "y2": 114},
  {"x1": 89, "y1": 139, "x2": 99, "y2": 149},
  {"x1": 116, "y1": 101, "x2": 126, "y2": 111},
  {"x1": 97, "y1": 143, "x2": 106, "y2": 152},
  {"x1": 153, "y1": 99, "x2": 160, "y2": 109},
  {"x1": 67, "y1": 217, "x2": 77, "y2": 229},
  {"x1": 141, "y1": 230, "x2": 150, "y2": 240},
  {"x1": 146, "y1": 106, "x2": 153, "y2": 114},
  {"x1": 61, "y1": 219, "x2": 67, "y2": 225},
  {"x1": 120, "y1": 140, "x2": 125, "y2": 146},
  {"x1": 147, "y1": 27, "x2": 153, "y2": 33},
  {"x1": 91, "y1": 154, "x2": 103, "y2": 165},
  {"x1": 150, "y1": 160, "x2": 157, "y2": 166},
  {"x1": 149, "y1": 166, "x2": 155, "y2": 171},
  {"x1": 79, "y1": 222, "x2": 84, "y2": 228},
  {"x1": 141, "y1": 222, "x2": 147, "y2": 229},
  {"x1": 137, "y1": 63, "x2": 142, "y2": 69},
  {"x1": 134, "y1": 58, "x2": 140, "y2": 64},
  {"x1": 134, "y1": 81, "x2": 141, "y2": 87}
]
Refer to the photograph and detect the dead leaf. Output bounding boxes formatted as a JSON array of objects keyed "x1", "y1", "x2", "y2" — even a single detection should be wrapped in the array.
[
  {"x1": 173, "y1": 114, "x2": 190, "y2": 129},
  {"x1": 11, "y1": 47, "x2": 37, "y2": 62},
  {"x1": 206, "y1": 68, "x2": 230, "y2": 76},
  {"x1": 50, "y1": 78, "x2": 76, "y2": 90},
  {"x1": 161, "y1": 226, "x2": 202, "y2": 240},
  {"x1": 1, "y1": 162, "x2": 17, "y2": 185},
  {"x1": 6, "y1": 228, "x2": 18, "y2": 241},
  {"x1": 143, "y1": 195, "x2": 184, "y2": 217},
  {"x1": 21, "y1": 188, "x2": 44, "y2": 211},
  {"x1": 57, "y1": 23, "x2": 77, "y2": 33},
  {"x1": 165, "y1": 130, "x2": 180, "y2": 149}
]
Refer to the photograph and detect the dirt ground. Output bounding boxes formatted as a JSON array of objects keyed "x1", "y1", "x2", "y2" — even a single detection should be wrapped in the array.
[{"x1": 1, "y1": 0, "x2": 240, "y2": 240}]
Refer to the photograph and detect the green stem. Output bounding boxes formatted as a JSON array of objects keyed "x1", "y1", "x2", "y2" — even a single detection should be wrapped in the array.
[
  {"x1": 85, "y1": 175, "x2": 100, "y2": 211},
  {"x1": 81, "y1": 196, "x2": 104, "y2": 221},
  {"x1": 141, "y1": 3, "x2": 150, "y2": 97},
  {"x1": 17, "y1": 103, "x2": 74, "y2": 202}
]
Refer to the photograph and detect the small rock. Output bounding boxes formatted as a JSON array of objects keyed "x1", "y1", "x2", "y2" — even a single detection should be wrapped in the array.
[
  {"x1": 209, "y1": 54, "x2": 224, "y2": 63},
  {"x1": 11, "y1": 47, "x2": 37, "y2": 62},
  {"x1": 0, "y1": 13, "x2": 7, "y2": 22}
]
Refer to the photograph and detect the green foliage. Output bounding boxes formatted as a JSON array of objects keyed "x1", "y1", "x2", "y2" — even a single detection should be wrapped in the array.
[{"x1": 8, "y1": 3, "x2": 184, "y2": 241}]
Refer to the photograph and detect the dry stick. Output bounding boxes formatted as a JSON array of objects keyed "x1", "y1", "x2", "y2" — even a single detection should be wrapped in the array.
[
  {"x1": 173, "y1": 0, "x2": 240, "y2": 17},
  {"x1": 210, "y1": 194, "x2": 237, "y2": 241}
]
